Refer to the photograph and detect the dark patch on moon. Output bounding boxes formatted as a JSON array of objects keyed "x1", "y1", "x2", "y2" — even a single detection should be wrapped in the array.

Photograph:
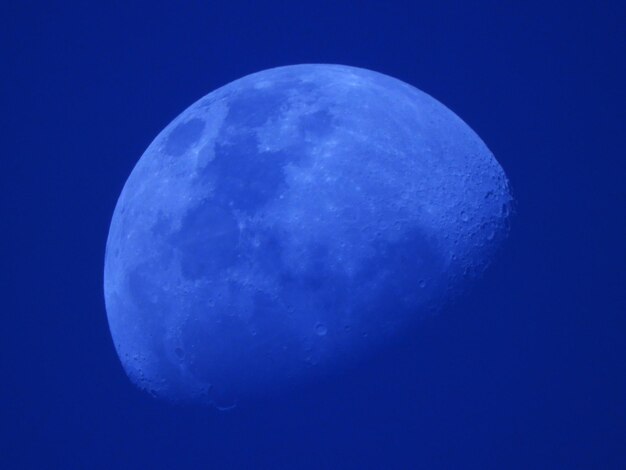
[
  {"x1": 298, "y1": 109, "x2": 335, "y2": 138},
  {"x1": 127, "y1": 267, "x2": 158, "y2": 312},
  {"x1": 357, "y1": 227, "x2": 447, "y2": 324},
  {"x1": 195, "y1": 80, "x2": 333, "y2": 214},
  {"x1": 151, "y1": 212, "x2": 174, "y2": 237},
  {"x1": 223, "y1": 86, "x2": 288, "y2": 128},
  {"x1": 184, "y1": 311, "x2": 247, "y2": 381},
  {"x1": 210, "y1": 133, "x2": 290, "y2": 213},
  {"x1": 165, "y1": 118, "x2": 205, "y2": 156},
  {"x1": 246, "y1": 228, "x2": 285, "y2": 271},
  {"x1": 169, "y1": 202, "x2": 240, "y2": 280}
]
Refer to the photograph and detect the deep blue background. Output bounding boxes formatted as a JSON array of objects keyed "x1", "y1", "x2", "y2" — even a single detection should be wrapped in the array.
[{"x1": 2, "y1": 1, "x2": 624, "y2": 468}]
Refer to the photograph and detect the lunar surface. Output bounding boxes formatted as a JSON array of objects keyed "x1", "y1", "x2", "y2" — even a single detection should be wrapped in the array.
[{"x1": 104, "y1": 64, "x2": 512, "y2": 407}]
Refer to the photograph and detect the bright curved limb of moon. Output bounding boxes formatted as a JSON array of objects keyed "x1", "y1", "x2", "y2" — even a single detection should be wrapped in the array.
[{"x1": 104, "y1": 64, "x2": 512, "y2": 407}]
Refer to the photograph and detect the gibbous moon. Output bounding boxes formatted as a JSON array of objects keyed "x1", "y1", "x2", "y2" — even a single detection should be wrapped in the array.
[{"x1": 104, "y1": 64, "x2": 512, "y2": 407}]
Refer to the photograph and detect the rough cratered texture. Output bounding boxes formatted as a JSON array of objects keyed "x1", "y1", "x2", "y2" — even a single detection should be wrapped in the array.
[{"x1": 104, "y1": 64, "x2": 512, "y2": 407}]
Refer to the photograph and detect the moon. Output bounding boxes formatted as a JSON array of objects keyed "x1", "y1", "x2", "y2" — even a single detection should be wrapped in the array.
[{"x1": 104, "y1": 64, "x2": 512, "y2": 407}]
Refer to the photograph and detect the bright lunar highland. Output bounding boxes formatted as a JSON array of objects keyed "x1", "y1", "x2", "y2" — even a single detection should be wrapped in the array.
[{"x1": 104, "y1": 64, "x2": 512, "y2": 408}]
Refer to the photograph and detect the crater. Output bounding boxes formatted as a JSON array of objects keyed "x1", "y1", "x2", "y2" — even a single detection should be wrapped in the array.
[{"x1": 315, "y1": 323, "x2": 328, "y2": 336}]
